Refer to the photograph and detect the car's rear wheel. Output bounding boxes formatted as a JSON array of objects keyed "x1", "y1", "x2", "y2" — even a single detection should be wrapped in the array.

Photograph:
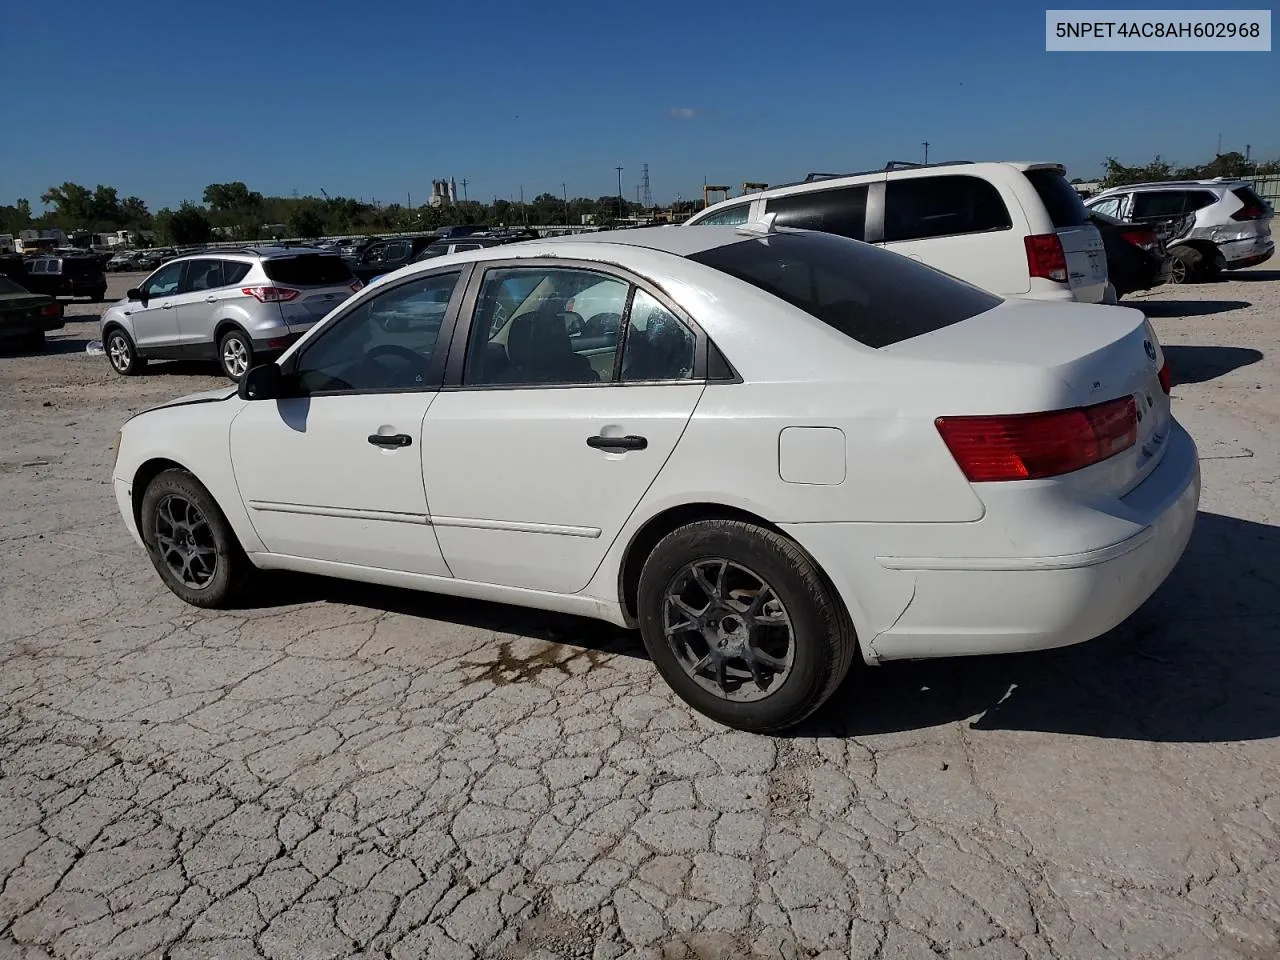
[
  {"x1": 219, "y1": 329, "x2": 254, "y2": 381},
  {"x1": 140, "y1": 468, "x2": 254, "y2": 608},
  {"x1": 105, "y1": 328, "x2": 145, "y2": 376},
  {"x1": 636, "y1": 519, "x2": 856, "y2": 732},
  {"x1": 1170, "y1": 246, "x2": 1203, "y2": 284}
]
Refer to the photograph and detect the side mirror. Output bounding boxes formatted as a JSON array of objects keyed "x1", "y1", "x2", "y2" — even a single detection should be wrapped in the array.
[
  {"x1": 238, "y1": 363, "x2": 287, "y2": 401},
  {"x1": 126, "y1": 287, "x2": 144, "y2": 302}
]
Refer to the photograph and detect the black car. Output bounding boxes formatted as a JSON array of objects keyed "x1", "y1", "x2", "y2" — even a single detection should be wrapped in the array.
[
  {"x1": 0, "y1": 274, "x2": 64, "y2": 350},
  {"x1": 1089, "y1": 212, "x2": 1174, "y2": 300},
  {"x1": 20, "y1": 254, "x2": 109, "y2": 301},
  {"x1": 350, "y1": 235, "x2": 440, "y2": 284}
]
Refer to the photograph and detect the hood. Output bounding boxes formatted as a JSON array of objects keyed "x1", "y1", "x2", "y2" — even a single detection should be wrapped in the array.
[{"x1": 138, "y1": 386, "x2": 238, "y2": 415}]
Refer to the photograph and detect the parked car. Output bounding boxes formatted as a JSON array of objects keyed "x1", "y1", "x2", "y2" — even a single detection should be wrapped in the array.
[
  {"x1": 1085, "y1": 180, "x2": 1274, "y2": 282},
  {"x1": 0, "y1": 275, "x2": 64, "y2": 349},
  {"x1": 109, "y1": 223, "x2": 1197, "y2": 732},
  {"x1": 1089, "y1": 211, "x2": 1174, "y2": 299},
  {"x1": 338, "y1": 236, "x2": 381, "y2": 261},
  {"x1": 686, "y1": 161, "x2": 1110, "y2": 303},
  {"x1": 18, "y1": 254, "x2": 108, "y2": 301},
  {"x1": 349, "y1": 235, "x2": 439, "y2": 285},
  {"x1": 99, "y1": 246, "x2": 361, "y2": 380}
]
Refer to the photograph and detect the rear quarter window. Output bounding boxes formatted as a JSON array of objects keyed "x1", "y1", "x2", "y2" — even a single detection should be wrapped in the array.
[
  {"x1": 1023, "y1": 169, "x2": 1088, "y2": 227},
  {"x1": 765, "y1": 186, "x2": 869, "y2": 240},
  {"x1": 884, "y1": 175, "x2": 1012, "y2": 242},
  {"x1": 263, "y1": 254, "x2": 353, "y2": 286},
  {"x1": 689, "y1": 231, "x2": 1002, "y2": 349},
  {"x1": 694, "y1": 203, "x2": 753, "y2": 226}
]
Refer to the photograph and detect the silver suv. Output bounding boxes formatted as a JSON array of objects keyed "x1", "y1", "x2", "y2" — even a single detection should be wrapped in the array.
[
  {"x1": 1086, "y1": 180, "x2": 1273, "y2": 282},
  {"x1": 100, "y1": 246, "x2": 361, "y2": 379}
]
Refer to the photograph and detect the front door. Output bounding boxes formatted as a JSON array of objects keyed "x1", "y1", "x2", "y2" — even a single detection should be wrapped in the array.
[
  {"x1": 423, "y1": 264, "x2": 705, "y2": 594},
  {"x1": 228, "y1": 268, "x2": 466, "y2": 575},
  {"x1": 127, "y1": 260, "x2": 188, "y2": 352}
]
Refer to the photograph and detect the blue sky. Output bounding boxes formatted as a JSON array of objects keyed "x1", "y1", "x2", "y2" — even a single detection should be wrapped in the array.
[{"x1": 3, "y1": 0, "x2": 1275, "y2": 212}]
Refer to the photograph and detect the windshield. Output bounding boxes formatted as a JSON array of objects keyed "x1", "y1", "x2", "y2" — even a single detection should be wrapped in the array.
[
  {"x1": 0, "y1": 276, "x2": 31, "y2": 294},
  {"x1": 687, "y1": 231, "x2": 1002, "y2": 349}
]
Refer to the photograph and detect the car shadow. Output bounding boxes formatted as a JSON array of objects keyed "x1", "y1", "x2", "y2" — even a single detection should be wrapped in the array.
[
  {"x1": 1163, "y1": 344, "x2": 1263, "y2": 384},
  {"x1": 254, "y1": 572, "x2": 649, "y2": 660},
  {"x1": 1227, "y1": 270, "x2": 1279, "y2": 282},
  {"x1": 803, "y1": 511, "x2": 1280, "y2": 744},
  {"x1": 1139, "y1": 300, "x2": 1251, "y2": 318}
]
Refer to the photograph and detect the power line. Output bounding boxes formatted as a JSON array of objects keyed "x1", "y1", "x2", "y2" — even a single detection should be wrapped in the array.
[{"x1": 640, "y1": 164, "x2": 652, "y2": 209}]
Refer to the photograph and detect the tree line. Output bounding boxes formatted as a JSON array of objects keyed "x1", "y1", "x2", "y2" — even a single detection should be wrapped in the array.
[
  {"x1": 0, "y1": 180, "x2": 676, "y2": 247},
  {"x1": 3, "y1": 150, "x2": 1276, "y2": 246}
]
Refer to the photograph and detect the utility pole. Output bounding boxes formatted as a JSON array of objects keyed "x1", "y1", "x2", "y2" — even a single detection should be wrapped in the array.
[
  {"x1": 1216, "y1": 132, "x2": 1222, "y2": 156},
  {"x1": 922, "y1": 141, "x2": 930, "y2": 165},
  {"x1": 461, "y1": 179, "x2": 469, "y2": 203},
  {"x1": 562, "y1": 182, "x2": 568, "y2": 224},
  {"x1": 616, "y1": 165, "x2": 624, "y2": 220}
]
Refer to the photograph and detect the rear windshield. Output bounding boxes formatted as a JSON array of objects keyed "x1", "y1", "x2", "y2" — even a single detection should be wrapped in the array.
[
  {"x1": 1024, "y1": 169, "x2": 1087, "y2": 227},
  {"x1": 1231, "y1": 186, "x2": 1267, "y2": 210},
  {"x1": 688, "y1": 231, "x2": 1002, "y2": 349},
  {"x1": 263, "y1": 254, "x2": 353, "y2": 286}
]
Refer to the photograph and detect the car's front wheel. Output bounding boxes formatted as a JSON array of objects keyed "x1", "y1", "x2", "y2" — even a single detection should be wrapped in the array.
[
  {"x1": 139, "y1": 468, "x2": 254, "y2": 608},
  {"x1": 636, "y1": 519, "x2": 857, "y2": 733},
  {"x1": 219, "y1": 329, "x2": 254, "y2": 381},
  {"x1": 105, "y1": 328, "x2": 145, "y2": 376}
]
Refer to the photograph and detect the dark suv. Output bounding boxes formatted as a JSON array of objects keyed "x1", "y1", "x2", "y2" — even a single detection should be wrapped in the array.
[
  {"x1": 21, "y1": 255, "x2": 109, "y2": 301},
  {"x1": 349, "y1": 235, "x2": 440, "y2": 284}
]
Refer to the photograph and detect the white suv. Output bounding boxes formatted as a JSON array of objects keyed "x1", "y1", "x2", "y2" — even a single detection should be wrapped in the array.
[
  {"x1": 686, "y1": 162, "x2": 1109, "y2": 303},
  {"x1": 1085, "y1": 180, "x2": 1274, "y2": 282}
]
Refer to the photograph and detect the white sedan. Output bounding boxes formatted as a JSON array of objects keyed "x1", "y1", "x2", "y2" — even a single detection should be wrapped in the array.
[{"x1": 110, "y1": 222, "x2": 1200, "y2": 732}]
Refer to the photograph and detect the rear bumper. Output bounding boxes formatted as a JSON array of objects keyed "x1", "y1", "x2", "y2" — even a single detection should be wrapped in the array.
[
  {"x1": 784, "y1": 422, "x2": 1200, "y2": 663},
  {"x1": 1220, "y1": 238, "x2": 1273, "y2": 269}
]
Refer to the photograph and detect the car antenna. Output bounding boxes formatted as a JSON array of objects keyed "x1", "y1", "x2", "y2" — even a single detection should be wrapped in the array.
[{"x1": 736, "y1": 212, "x2": 778, "y2": 236}]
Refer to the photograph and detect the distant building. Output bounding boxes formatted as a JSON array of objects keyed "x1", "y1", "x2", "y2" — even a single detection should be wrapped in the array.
[
  {"x1": 1072, "y1": 180, "x2": 1103, "y2": 199},
  {"x1": 428, "y1": 179, "x2": 456, "y2": 207}
]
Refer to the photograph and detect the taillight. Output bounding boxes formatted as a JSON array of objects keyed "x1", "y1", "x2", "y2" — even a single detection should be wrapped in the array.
[
  {"x1": 1024, "y1": 233, "x2": 1068, "y2": 283},
  {"x1": 349, "y1": 279, "x2": 363, "y2": 293},
  {"x1": 1120, "y1": 229, "x2": 1159, "y2": 252},
  {"x1": 1230, "y1": 203, "x2": 1266, "y2": 222},
  {"x1": 241, "y1": 286, "x2": 300, "y2": 303},
  {"x1": 1158, "y1": 360, "x2": 1172, "y2": 394},
  {"x1": 40, "y1": 303, "x2": 62, "y2": 317},
  {"x1": 936, "y1": 396, "x2": 1138, "y2": 482}
]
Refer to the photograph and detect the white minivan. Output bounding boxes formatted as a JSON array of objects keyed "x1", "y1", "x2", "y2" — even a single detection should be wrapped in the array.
[{"x1": 685, "y1": 162, "x2": 1109, "y2": 303}]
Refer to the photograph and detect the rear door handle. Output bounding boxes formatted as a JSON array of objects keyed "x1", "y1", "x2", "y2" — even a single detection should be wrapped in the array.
[
  {"x1": 587, "y1": 434, "x2": 647, "y2": 452},
  {"x1": 368, "y1": 433, "x2": 412, "y2": 448}
]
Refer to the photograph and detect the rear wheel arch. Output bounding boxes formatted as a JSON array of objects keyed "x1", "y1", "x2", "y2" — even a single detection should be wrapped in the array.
[{"x1": 214, "y1": 318, "x2": 250, "y2": 344}]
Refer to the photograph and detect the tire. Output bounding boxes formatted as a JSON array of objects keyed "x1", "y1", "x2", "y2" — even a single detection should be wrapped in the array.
[
  {"x1": 1170, "y1": 246, "x2": 1203, "y2": 284},
  {"x1": 104, "y1": 327, "x2": 146, "y2": 376},
  {"x1": 91, "y1": 288, "x2": 107, "y2": 303},
  {"x1": 139, "y1": 468, "x2": 254, "y2": 608},
  {"x1": 636, "y1": 519, "x2": 857, "y2": 733},
  {"x1": 218, "y1": 328, "x2": 254, "y2": 381}
]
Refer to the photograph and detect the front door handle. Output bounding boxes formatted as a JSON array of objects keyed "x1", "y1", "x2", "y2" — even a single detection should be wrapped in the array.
[
  {"x1": 587, "y1": 434, "x2": 647, "y2": 452},
  {"x1": 205, "y1": 296, "x2": 217, "y2": 303},
  {"x1": 161, "y1": 302, "x2": 173, "y2": 309},
  {"x1": 368, "y1": 433, "x2": 413, "y2": 448}
]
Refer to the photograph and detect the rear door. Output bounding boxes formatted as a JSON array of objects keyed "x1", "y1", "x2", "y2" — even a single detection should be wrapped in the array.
[
  {"x1": 1023, "y1": 168, "x2": 1107, "y2": 302},
  {"x1": 421, "y1": 261, "x2": 705, "y2": 594},
  {"x1": 262, "y1": 253, "x2": 357, "y2": 334}
]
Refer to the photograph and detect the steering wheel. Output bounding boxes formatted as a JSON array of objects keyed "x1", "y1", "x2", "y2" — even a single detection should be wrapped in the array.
[
  {"x1": 361, "y1": 344, "x2": 429, "y2": 388},
  {"x1": 585, "y1": 312, "x2": 622, "y2": 336}
]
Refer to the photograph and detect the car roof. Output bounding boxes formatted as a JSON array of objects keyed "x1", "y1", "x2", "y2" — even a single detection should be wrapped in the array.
[{"x1": 533, "y1": 225, "x2": 753, "y2": 258}]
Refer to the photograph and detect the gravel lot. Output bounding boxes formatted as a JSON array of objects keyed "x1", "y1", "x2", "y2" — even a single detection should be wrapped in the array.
[{"x1": 2, "y1": 267, "x2": 1278, "y2": 960}]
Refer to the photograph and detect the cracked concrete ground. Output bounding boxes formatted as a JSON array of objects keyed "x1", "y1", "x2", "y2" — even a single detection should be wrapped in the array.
[{"x1": 2, "y1": 267, "x2": 1279, "y2": 960}]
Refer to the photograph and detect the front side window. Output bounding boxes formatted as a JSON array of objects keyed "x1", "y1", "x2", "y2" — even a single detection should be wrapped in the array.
[
  {"x1": 143, "y1": 261, "x2": 184, "y2": 297},
  {"x1": 1132, "y1": 191, "x2": 1188, "y2": 218},
  {"x1": 884, "y1": 175, "x2": 1012, "y2": 242},
  {"x1": 695, "y1": 203, "x2": 752, "y2": 226},
  {"x1": 465, "y1": 267, "x2": 629, "y2": 386},
  {"x1": 293, "y1": 271, "x2": 460, "y2": 394},
  {"x1": 621, "y1": 290, "x2": 696, "y2": 381},
  {"x1": 766, "y1": 186, "x2": 869, "y2": 240}
]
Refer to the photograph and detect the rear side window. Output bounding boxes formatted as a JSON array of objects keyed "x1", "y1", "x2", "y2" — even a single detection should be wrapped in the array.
[
  {"x1": 1187, "y1": 191, "x2": 1219, "y2": 211},
  {"x1": 696, "y1": 203, "x2": 752, "y2": 226},
  {"x1": 263, "y1": 254, "x2": 353, "y2": 286},
  {"x1": 222, "y1": 260, "x2": 252, "y2": 285},
  {"x1": 1023, "y1": 169, "x2": 1088, "y2": 227},
  {"x1": 765, "y1": 186, "x2": 869, "y2": 241},
  {"x1": 688, "y1": 232, "x2": 1001, "y2": 349},
  {"x1": 1132, "y1": 191, "x2": 1187, "y2": 218},
  {"x1": 884, "y1": 175, "x2": 1012, "y2": 242}
]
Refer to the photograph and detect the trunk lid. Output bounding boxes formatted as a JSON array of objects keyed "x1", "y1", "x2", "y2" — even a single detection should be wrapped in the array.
[
  {"x1": 885, "y1": 299, "x2": 1172, "y2": 494},
  {"x1": 1021, "y1": 167, "x2": 1108, "y2": 303},
  {"x1": 262, "y1": 253, "x2": 357, "y2": 331}
]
